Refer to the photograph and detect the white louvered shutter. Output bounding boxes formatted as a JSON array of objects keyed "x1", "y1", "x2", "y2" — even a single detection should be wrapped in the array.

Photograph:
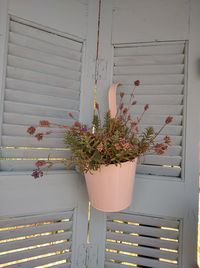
[
  {"x1": 0, "y1": 210, "x2": 74, "y2": 267},
  {"x1": 0, "y1": 18, "x2": 83, "y2": 171},
  {"x1": 105, "y1": 212, "x2": 180, "y2": 268},
  {"x1": 113, "y1": 42, "x2": 185, "y2": 178}
]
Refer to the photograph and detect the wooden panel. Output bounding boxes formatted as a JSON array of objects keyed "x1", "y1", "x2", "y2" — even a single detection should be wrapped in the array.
[
  {"x1": 112, "y1": 0, "x2": 189, "y2": 43},
  {"x1": 8, "y1": 0, "x2": 88, "y2": 39}
]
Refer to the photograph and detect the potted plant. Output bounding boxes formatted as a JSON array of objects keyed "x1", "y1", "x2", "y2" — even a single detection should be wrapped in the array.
[{"x1": 27, "y1": 80, "x2": 172, "y2": 212}]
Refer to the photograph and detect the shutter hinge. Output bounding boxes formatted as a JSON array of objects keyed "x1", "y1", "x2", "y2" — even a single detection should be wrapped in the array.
[
  {"x1": 94, "y1": 59, "x2": 107, "y2": 81},
  {"x1": 77, "y1": 243, "x2": 98, "y2": 268}
]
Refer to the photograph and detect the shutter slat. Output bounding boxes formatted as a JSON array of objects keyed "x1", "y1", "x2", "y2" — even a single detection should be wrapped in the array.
[
  {"x1": 139, "y1": 155, "x2": 182, "y2": 166},
  {"x1": 9, "y1": 43, "x2": 81, "y2": 71},
  {"x1": 7, "y1": 66, "x2": 80, "y2": 90},
  {"x1": 114, "y1": 54, "x2": 184, "y2": 66},
  {"x1": 114, "y1": 74, "x2": 184, "y2": 85},
  {"x1": 129, "y1": 105, "x2": 183, "y2": 115},
  {"x1": 0, "y1": 221, "x2": 73, "y2": 240},
  {"x1": 0, "y1": 211, "x2": 73, "y2": 228},
  {"x1": 106, "y1": 232, "x2": 178, "y2": 250},
  {"x1": 119, "y1": 95, "x2": 183, "y2": 105},
  {"x1": 107, "y1": 222, "x2": 178, "y2": 239},
  {"x1": 8, "y1": 55, "x2": 81, "y2": 80},
  {"x1": 114, "y1": 64, "x2": 184, "y2": 75},
  {"x1": 139, "y1": 125, "x2": 182, "y2": 136},
  {"x1": 9, "y1": 31, "x2": 81, "y2": 61},
  {"x1": 10, "y1": 20, "x2": 82, "y2": 51},
  {"x1": 114, "y1": 44, "x2": 185, "y2": 56},
  {"x1": 107, "y1": 213, "x2": 179, "y2": 228},
  {"x1": 105, "y1": 252, "x2": 177, "y2": 268},
  {"x1": 0, "y1": 160, "x2": 65, "y2": 171},
  {"x1": 3, "y1": 124, "x2": 67, "y2": 137},
  {"x1": 1, "y1": 148, "x2": 71, "y2": 159},
  {"x1": 6, "y1": 78, "x2": 80, "y2": 99},
  {"x1": 4, "y1": 101, "x2": 79, "y2": 119},
  {"x1": 4, "y1": 112, "x2": 73, "y2": 127},
  {"x1": 5, "y1": 89, "x2": 80, "y2": 110},
  {"x1": 124, "y1": 114, "x2": 182, "y2": 126},
  {"x1": 106, "y1": 242, "x2": 178, "y2": 261},
  {"x1": 2, "y1": 136, "x2": 65, "y2": 148},
  {"x1": 118, "y1": 84, "x2": 184, "y2": 95},
  {"x1": 6, "y1": 252, "x2": 71, "y2": 268},
  {"x1": 136, "y1": 165, "x2": 181, "y2": 177},
  {"x1": 0, "y1": 242, "x2": 71, "y2": 264},
  {"x1": 0, "y1": 232, "x2": 72, "y2": 253}
]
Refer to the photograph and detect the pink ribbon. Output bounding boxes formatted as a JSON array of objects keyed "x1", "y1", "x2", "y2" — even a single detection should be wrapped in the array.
[{"x1": 108, "y1": 83, "x2": 120, "y2": 118}]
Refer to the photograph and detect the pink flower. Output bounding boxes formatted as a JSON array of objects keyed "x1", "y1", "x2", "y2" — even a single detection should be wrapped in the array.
[
  {"x1": 134, "y1": 80, "x2": 140, "y2": 86},
  {"x1": 35, "y1": 133, "x2": 44, "y2": 141},
  {"x1": 35, "y1": 160, "x2": 46, "y2": 168},
  {"x1": 154, "y1": 143, "x2": 168, "y2": 155},
  {"x1": 165, "y1": 116, "x2": 173, "y2": 124},
  {"x1": 27, "y1": 126, "x2": 36, "y2": 135},
  {"x1": 97, "y1": 143, "x2": 104, "y2": 152},
  {"x1": 144, "y1": 104, "x2": 149, "y2": 111},
  {"x1": 74, "y1": 121, "x2": 81, "y2": 127},
  {"x1": 164, "y1": 135, "x2": 171, "y2": 144},
  {"x1": 39, "y1": 120, "x2": 50, "y2": 127},
  {"x1": 114, "y1": 143, "x2": 121, "y2": 150},
  {"x1": 31, "y1": 169, "x2": 44, "y2": 179}
]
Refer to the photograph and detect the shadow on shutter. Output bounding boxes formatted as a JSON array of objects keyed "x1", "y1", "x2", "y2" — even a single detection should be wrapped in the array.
[
  {"x1": 114, "y1": 42, "x2": 186, "y2": 178},
  {"x1": 0, "y1": 18, "x2": 83, "y2": 171}
]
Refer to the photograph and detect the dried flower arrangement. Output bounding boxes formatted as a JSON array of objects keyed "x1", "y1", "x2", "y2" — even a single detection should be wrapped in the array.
[{"x1": 27, "y1": 80, "x2": 173, "y2": 178}]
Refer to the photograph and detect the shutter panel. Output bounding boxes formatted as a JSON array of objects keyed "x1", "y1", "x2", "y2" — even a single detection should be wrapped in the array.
[
  {"x1": 113, "y1": 42, "x2": 185, "y2": 178},
  {"x1": 0, "y1": 18, "x2": 83, "y2": 171},
  {"x1": 105, "y1": 212, "x2": 181, "y2": 268},
  {"x1": 0, "y1": 210, "x2": 74, "y2": 267}
]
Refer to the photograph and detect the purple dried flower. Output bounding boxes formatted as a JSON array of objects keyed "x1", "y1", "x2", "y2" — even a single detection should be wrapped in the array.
[{"x1": 31, "y1": 169, "x2": 44, "y2": 179}]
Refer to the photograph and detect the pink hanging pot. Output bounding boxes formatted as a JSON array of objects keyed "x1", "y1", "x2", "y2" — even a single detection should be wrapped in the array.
[
  {"x1": 84, "y1": 83, "x2": 137, "y2": 212},
  {"x1": 84, "y1": 159, "x2": 137, "y2": 212}
]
